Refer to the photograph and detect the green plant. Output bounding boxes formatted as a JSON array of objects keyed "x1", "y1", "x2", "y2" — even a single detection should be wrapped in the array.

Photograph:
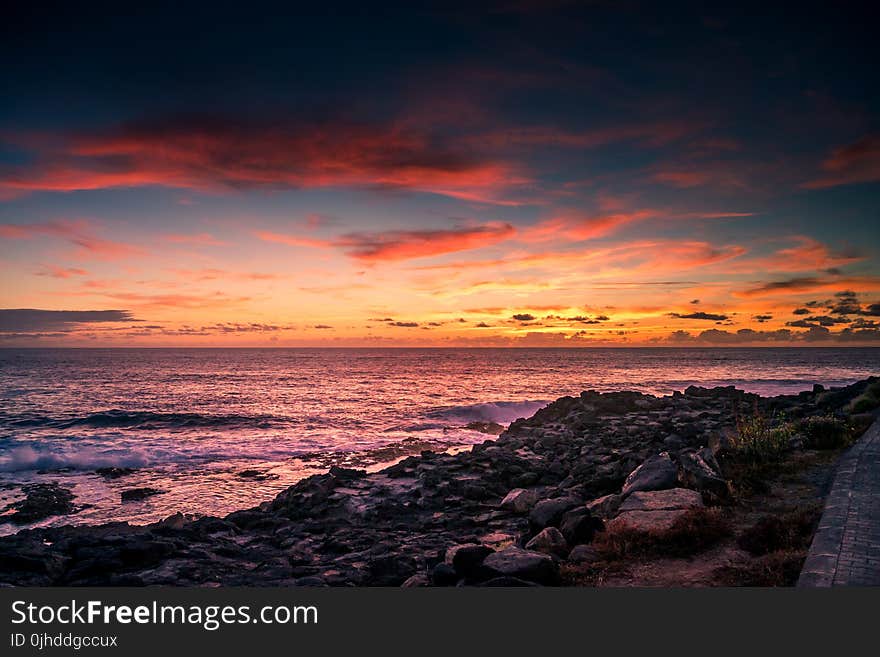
[
  {"x1": 730, "y1": 405, "x2": 794, "y2": 464},
  {"x1": 799, "y1": 415, "x2": 853, "y2": 450}
]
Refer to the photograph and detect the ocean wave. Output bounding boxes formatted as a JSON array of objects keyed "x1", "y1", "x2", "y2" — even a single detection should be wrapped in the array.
[
  {"x1": 0, "y1": 445, "x2": 150, "y2": 473},
  {"x1": 4, "y1": 409, "x2": 282, "y2": 431},
  {"x1": 426, "y1": 400, "x2": 548, "y2": 425}
]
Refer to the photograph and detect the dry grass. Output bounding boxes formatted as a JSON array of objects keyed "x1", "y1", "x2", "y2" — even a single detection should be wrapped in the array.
[
  {"x1": 714, "y1": 550, "x2": 807, "y2": 586},
  {"x1": 736, "y1": 505, "x2": 821, "y2": 556},
  {"x1": 591, "y1": 508, "x2": 733, "y2": 560}
]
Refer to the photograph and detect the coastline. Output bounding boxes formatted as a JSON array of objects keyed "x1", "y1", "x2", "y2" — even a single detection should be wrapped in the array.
[{"x1": 1, "y1": 377, "x2": 877, "y2": 587}]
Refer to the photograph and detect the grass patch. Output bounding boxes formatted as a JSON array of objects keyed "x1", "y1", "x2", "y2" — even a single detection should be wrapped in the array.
[
  {"x1": 737, "y1": 505, "x2": 821, "y2": 556},
  {"x1": 592, "y1": 508, "x2": 732, "y2": 560},
  {"x1": 714, "y1": 550, "x2": 807, "y2": 586},
  {"x1": 799, "y1": 415, "x2": 853, "y2": 450},
  {"x1": 730, "y1": 406, "x2": 794, "y2": 465}
]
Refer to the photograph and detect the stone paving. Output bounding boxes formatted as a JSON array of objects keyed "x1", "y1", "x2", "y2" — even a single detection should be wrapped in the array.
[{"x1": 798, "y1": 418, "x2": 880, "y2": 586}]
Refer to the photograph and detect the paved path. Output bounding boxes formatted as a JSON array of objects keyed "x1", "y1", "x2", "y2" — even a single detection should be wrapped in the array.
[{"x1": 798, "y1": 418, "x2": 880, "y2": 586}]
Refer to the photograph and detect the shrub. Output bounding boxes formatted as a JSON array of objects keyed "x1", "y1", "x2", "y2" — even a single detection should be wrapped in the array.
[
  {"x1": 848, "y1": 380, "x2": 880, "y2": 413},
  {"x1": 737, "y1": 506, "x2": 821, "y2": 556},
  {"x1": 799, "y1": 415, "x2": 853, "y2": 450},
  {"x1": 730, "y1": 406, "x2": 794, "y2": 464},
  {"x1": 593, "y1": 508, "x2": 732, "y2": 560}
]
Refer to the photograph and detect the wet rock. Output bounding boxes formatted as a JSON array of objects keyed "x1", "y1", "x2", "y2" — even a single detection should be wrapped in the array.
[
  {"x1": 500, "y1": 488, "x2": 539, "y2": 513},
  {"x1": 120, "y1": 487, "x2": 165, "y2": 503},
  {"x1": 2, "y1": 483, "x2": 77, "y2": 524},
  {"x1": 237, "y1": 469, "x2": 278, "y2": 481},
  {"x1": 466, "y1": 421, "x2": 505, "y2": 435},
  {"x1": 528, "y1": 496, "x2": 581, "y2": 530},
  {"x1": 621, "y1": 453, "x2": 678, "y2": 497},
  {"x1": 525, "y1": 527, "x2": 568, "y2": 557},
  {"x1": 482, "y1": 547, "x2": 560, "y2": 585},
  {"x1": 618, "y1": 488, "x2": 704, "y2": 513},
  {"x1": 95, "y1": 467, "x2": 137, "y2": 479}
]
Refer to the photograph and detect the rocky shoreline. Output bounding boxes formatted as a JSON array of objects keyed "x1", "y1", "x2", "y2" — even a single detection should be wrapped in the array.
[{"x1": 0, "y1": 378, "x2": 877, "y2": 587}]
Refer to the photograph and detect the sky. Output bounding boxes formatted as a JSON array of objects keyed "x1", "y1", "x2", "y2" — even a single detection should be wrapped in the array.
[{"x1": 1, "y1": 1, "x2": 879, "y2": 347}]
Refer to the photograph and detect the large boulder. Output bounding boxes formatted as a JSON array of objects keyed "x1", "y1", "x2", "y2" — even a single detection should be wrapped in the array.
[
  {"x1": 525, "y1": 527, "x2": 569, "y2": 557},
  {"x1": 528, "y1": 496, "x2": 582, "y2": 530},
  {"x1": 618, "y1": 488, "x2": 704, "y2": 513},
  {"x1": 607, "y1": 510, "x2": 687, "y2": 534},
  {"x1": 500, "y1": 488, "x2": 539, "y2": 514},
  {"x1": 621, "y1": 453, "x2": 678, "y2": 497},
  {"x1": 482, "y1": 547, "x2": 560, "y2": 585}
]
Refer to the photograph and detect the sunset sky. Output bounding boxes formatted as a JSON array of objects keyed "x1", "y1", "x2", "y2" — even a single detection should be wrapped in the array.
[{"x1": 1, "y1": 2, "x2": 879, "y2": 346}]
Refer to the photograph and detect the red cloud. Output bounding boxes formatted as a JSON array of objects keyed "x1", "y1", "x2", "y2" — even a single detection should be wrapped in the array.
[
  {"x1": 804, "y1": 134, "x2": 880, "y2": 189},
  {"x1": 0, "y1": 116, "x2": 522, "y2": 204},
  {"x1": 257, "y1": 222, "x2": 516, "y2": 262}
]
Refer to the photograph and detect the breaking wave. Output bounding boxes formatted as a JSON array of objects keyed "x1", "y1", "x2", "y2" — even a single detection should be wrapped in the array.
[{"x1": 426, "y1": 400, "x2": 548, "y2": 425}]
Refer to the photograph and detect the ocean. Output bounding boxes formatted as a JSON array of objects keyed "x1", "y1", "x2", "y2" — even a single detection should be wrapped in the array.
[{"x1": 1, "y1": 347, "x2": 878, "y2": 534}]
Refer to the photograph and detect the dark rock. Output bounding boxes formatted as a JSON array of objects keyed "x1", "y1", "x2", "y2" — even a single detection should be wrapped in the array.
[
  {"x1": 676, "y1": 449, "x2": 730, "y2": 499},
  {"x1": 499, "y1": 488, "x2": 538, "y2": 513},
  {"x1": 95, "y1": 467, "x2": 137, "y2": 479},
  {"x1": 558, "y1": 508, "x2": 602, "y2": 545},
  {"x1": 525, "y1": 527, "x2": 569, "y2": 557},
  {"x1": 2, "y1": 483, "x2": 77, "y2": 524},
  {"x1": 528, "y1": 496, "x2": 581, "y2": 531},
  {"x1": 567, "y1": 544, "x2": 601, "y2": 564},
  {"x1": 466, "y1": 421, "x2": 505, "y2": 435},
  {"x1": 482, "y1": 547, "x2": 560, "y2": 585},
  {"x1": 446, "y1": 544, "x2": 494, "y2": 578},
  {"x1": 586, "y1": 493, "x2": 623, "y2": 519},
  {"x1": 120, "y1": 487, "x2": 165, "y2": 503},
  {"x1": 431, "y1": 562, "x2": 459, "y2": 586},
  {"x1": 621, "y1": 453, "x2": 678, "y2": 497}
]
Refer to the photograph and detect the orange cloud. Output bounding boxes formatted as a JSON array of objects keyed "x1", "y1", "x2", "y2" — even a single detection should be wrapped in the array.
[
  {"x1": 257, "y1": 222, "x2": 516, "y2": 262},
  {"x1": 0, "y1": 220, "x2": 145, "y2": 260}
]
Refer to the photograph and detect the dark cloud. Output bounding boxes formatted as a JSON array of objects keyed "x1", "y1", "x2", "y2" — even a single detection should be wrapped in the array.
[
  {"x1": 511, "y1": 313, "x2": 536, "y2": 321},
  {"x1": 669, "y1": 311, "x2": 729, "y2": 321},
  {"x1": 753, "y1": 314, "x2": 773, "y2": 323},
  {"x1": 389, "y1": 321, "x2": 419, "y2": 327},
  {"x1": 792, "y1": 308, "x2": 811, "y2": 315},
  {"x1": 0, "y1": 309, "x2": 136, "y2": 332}
]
